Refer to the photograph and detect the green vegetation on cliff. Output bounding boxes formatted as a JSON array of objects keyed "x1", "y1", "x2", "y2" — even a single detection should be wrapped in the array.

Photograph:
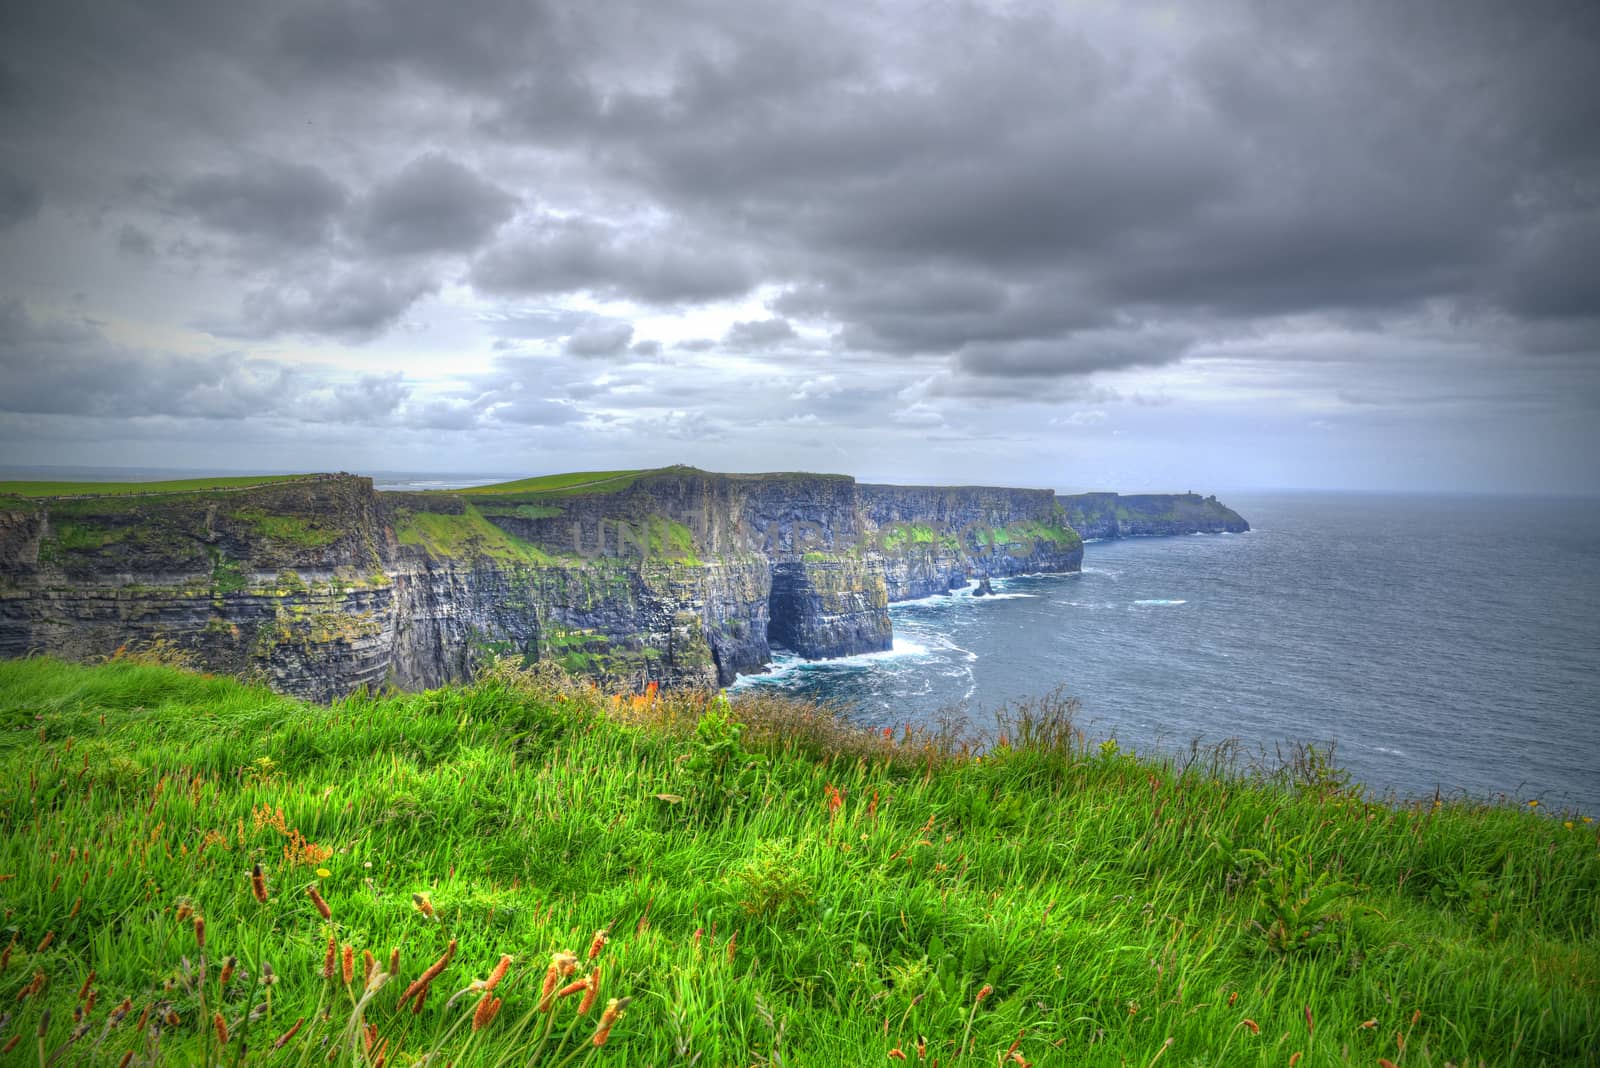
[
  {"x1": 394, "y1": 503, "x2": 555, "y2": 565},
  {"x1": 0, "y1": 658, "x2": 1593, "y2": 1066},
  {"x1": 0, "y1": 474, "x2": 312, "y2": 498}
]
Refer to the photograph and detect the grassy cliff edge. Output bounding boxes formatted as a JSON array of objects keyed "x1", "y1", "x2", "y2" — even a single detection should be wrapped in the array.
[{"x1": 0, "y1": 657, "x2": 1594, "y2": 1065}]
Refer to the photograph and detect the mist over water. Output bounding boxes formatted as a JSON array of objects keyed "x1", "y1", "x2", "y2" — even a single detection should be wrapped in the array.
[{"x1": 736, "y1": 493, "x2": 1600, "y2": 813}]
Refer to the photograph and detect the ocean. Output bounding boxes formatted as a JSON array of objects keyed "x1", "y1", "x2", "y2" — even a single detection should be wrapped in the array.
[{"x1": 734, "y1": 492, "x2": 1600, "y2": 814}]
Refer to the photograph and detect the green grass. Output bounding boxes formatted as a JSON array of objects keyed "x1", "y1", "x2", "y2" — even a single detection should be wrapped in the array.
[
  {"x1": 394, "y1": 505, "x2": 555, "y2": 564},
  {"x1": 0, "y1": 658, "x2": 1596, "y2": 1066},
  {"x1": 0, "y1": 475, "x2": 313, "y2": 498},
  {"x1": 457, "y1": 471, "x2": 649, "y2": 496}
]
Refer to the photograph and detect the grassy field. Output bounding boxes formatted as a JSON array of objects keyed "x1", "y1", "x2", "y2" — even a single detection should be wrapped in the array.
[
  {"x1": 456, "y1": 472, "x2": 650, "y2": 497},
  {"x1": 0, "y1": 658, "x2": 1595, "y2": 1066},
  {"x1": 0, "y1": 475, "x2": 315, "y2": 498}
]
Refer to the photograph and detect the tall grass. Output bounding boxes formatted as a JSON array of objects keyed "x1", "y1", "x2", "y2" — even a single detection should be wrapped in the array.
[{"x1": 0, "y1": 656, "x2": 1595, "y2": 1065}]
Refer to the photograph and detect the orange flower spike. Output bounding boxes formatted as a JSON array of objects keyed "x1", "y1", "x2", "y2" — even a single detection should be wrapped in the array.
[
  {"x1": 485, "y1": 954, "x2": 513, "y2": 992},
  {"x1": 272, "y1": 1017, "x2": 304, "y2": 1050},
  {"x1": 213, "y1": 1011, "x2": 229, "y2": 1045},
  {"x1": 398, "y1": 939, "x2": 456, "y2": 1008},
  {"x1": 307, "y1": 885, "x2": 332, "y2": 921},
  {"x1": 588, "y1": 928, "x2": 609, "y2": 961},
  {"x1": 194, "y1": 915, "x2": 206, "y2": 950},
  {"x1": 219, "y1": 956, "x2": 237, "y2": 987},
  {"x1": 251, "y1": 862, "x2": 269, "y2": 903},
  {"x1": 889, "y1": 1051, "x2": 908, "y2": 1061},
  {"x1": 362, "y1": 949, "x2": 375, "y2": 983},
  {"x1": 975, "y1": 984, "x2": 993, "y2": 1003},
  {"x1": 1241, "y1": 1019, "x2": 1260, "y2": 1035},
  {"x1": 342, "y1": 944, "x2": 355, "y2": 986},
  {"x1": 578, "y1": 967, "x2": 601, "y2": 1015},
  {"x1": 592, "y1": 997, "x2": 630, "y2": 1047},
  {"x1": 556, "y1": 977, "x2": 589, "y2": 999},
  {"x1": 322, "y1": 937, "x2": 337, "y2": 980},
  {"x1": 472, "y1": 994, "x2": 503, "y2": 1031}
]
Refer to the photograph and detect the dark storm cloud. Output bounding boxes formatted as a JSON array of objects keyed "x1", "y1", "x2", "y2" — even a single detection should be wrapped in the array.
[
  {"x1": 0, "y1": 170, "x2": 40, "y2": 229},
  {"x1": 350, "y1": 154, "x2": 517, "y2": 256},
  {"x1": 470, "y1": 215, "x2": 758, "y2": 304},
  {"x1": 169, "y1": 161, "x2": 348, "y2": 246},
  {"x1": 228, "y1": 271, "x2": 438, "y2": 342},
  {"x1": 1, "y1": 0, "x2": 1598, "y2": 497}
]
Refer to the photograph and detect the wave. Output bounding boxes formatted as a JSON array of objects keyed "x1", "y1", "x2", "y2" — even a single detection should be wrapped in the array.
[
  {"x1": 1133, "y1": 599, "x2": 1188, "y2": 606},
  {"x1": 731, "y1": 636, "x2": 936, "y2": 688}
]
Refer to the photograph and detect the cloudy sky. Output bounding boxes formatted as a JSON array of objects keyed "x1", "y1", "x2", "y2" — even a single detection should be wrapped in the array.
[{"x1": 1, "y1": 0, "x2": 1596, "y2": 493}]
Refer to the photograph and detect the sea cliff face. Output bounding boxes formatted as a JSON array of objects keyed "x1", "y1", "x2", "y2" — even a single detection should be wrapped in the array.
[
  {"x1": 0, "y1": 469, "x2": 1238, "y2": 700},
  {"x1": 1059, "y1": 492, "x2": 1250, "y2": 540}
]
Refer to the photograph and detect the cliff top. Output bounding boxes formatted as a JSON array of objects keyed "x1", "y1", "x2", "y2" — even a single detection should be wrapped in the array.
[{"x1": 0, "y1": 472, "x2": 331, "y2": 499}]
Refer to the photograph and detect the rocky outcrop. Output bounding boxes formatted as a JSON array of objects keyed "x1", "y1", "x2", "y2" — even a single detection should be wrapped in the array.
[
  {"x1": 0, "y1": 469, "x2": 1241, "y2": 700},
  {"x1": 1058, "y1": 492, "x2": 1250, "y2": 540}
]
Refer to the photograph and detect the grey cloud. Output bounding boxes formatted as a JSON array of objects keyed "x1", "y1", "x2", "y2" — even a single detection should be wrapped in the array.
[
  {"x1": 470, "y1": 215, "x2": 757, "y2": 304},
  {"x1": 229, "y1": 270, "x2": 438, "y2": 341},
  {"x1": 170, "y1": 160, "x2": 348, "y2": 245},
  {"x1": 724, "y1": 317, "x2": 796, "y2": 350},
  {"x1": 0, "y1": 298, "x2": 300, "y2": 421},
  {"x1": 116, "y1": 223, "x2": 154, "y2": 257},
  {"x1": 564, "y1": 318, "x2": 634, "y2": 358},
  {"x1": 957, "y1": 327, "x2": 1196, "y2": 379},
  {"x1": 350, "y1": 153, "x2": 517, "y2": 256},
  {"x1": 630, "y1": 339, "x2": 662, "y2": 357},
  {"x1": 0, "y1": 169, "x2": 41, "y2": 229}
]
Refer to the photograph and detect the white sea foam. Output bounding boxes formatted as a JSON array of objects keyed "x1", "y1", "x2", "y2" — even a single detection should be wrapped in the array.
[{"x1": 1133, "y1": 599, "x2": 1188, "y2": 606}]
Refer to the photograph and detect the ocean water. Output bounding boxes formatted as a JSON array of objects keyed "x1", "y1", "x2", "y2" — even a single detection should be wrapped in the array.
[{"x1": 735, "y1": 493, "x2": 1600, "y2": 813}]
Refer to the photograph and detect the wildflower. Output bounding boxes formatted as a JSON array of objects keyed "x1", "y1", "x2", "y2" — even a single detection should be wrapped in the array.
[
  {"x1": 362, "y1": 950, "x2": 375, "y2": 984},
  {"x1": 485, "y1": 954, "x2": 512, "y2": 992},
  {"x1": 472, "y1": 995, "x2": 503, "y2": 1031},
  {"x1": 194, "y1": 915, "x2": 206, "y2": 950},
  {"x1": 889, "y1": 1050, "x2": 907, "y2": 1060},
  {"x1": 538, "y1": 952, "x2": 579, "y2": 1010},
  {"x1": 413, "y1": 892, "x2": 435, "y2": 919},
  {"x1": 578, "y1": 968, "x2": 601, "y2": 1015},
  {"x1": 316, "y1": 867, "x2": 331, "y2": 878},
  {"x1": 251, "y1": 862, "x2": 269, "y2": 903},
  {"x1": 588, "y1": 928, "x2": 609, "y2": 960},
  {"x1": 976, "y1": 984, "x2": 993, "y2": 1003},
  {"x1": 76, "y1": 970, "x2": 95, "y2": 1001},
  {"x1": 35, "y1": 931, "x2": 54, "y2": 953},
  {"x1": 389, "y1": 948, "x2": 400, "y2": 976},
  {"x1": 592, "y1": 997, "x2": 630, "y2": 1047},
  {"x1": 557, "y1": 977, "x2": 588, "y2": 1000},
  {"x1": 272, "y1": 1017, "x2": 304, "y2": 1050},
  {"x1": 342, "y1": 944, "x2": 355, "y2": 985},
  {"x1": 219, "y1": 956, "x2": 237, "y2": 987},
  {"x1": 1564, "y1": 821, "x2": 1575, "y2": 830},
  {"x1": 322, "y1": 937, "x2": 337, "y2": 980},
  {"x1": 1241, "y1": 1019, "x2": 1260, "y2": 1035},
  {"x1": 0, "y1": 1038, "x2": 18, "y2": 1056},
  {"x1": 398, "y1": 939, "x2": 456, "y2": 1009},
  {"x1": 1584, "y1": 816, "x2": 1594, "y2": 824},
  {"x1": 1527, "y1": 799, "x2": 1539, "y2": 807},
  {"x1": 307, "y1": 885, "x2": 332, "y2": 921},
  {"x1": 213, "y1": 1011, "x2": 229, "y2": 1045}
]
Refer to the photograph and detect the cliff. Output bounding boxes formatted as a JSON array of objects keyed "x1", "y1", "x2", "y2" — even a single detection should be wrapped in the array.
[
  {"x1": 0, "y1": 470, "x2": 1237, "y2": 700},
  {"x1": 1058, "y1": 492, "x2": 1250, "y2": 540}
]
